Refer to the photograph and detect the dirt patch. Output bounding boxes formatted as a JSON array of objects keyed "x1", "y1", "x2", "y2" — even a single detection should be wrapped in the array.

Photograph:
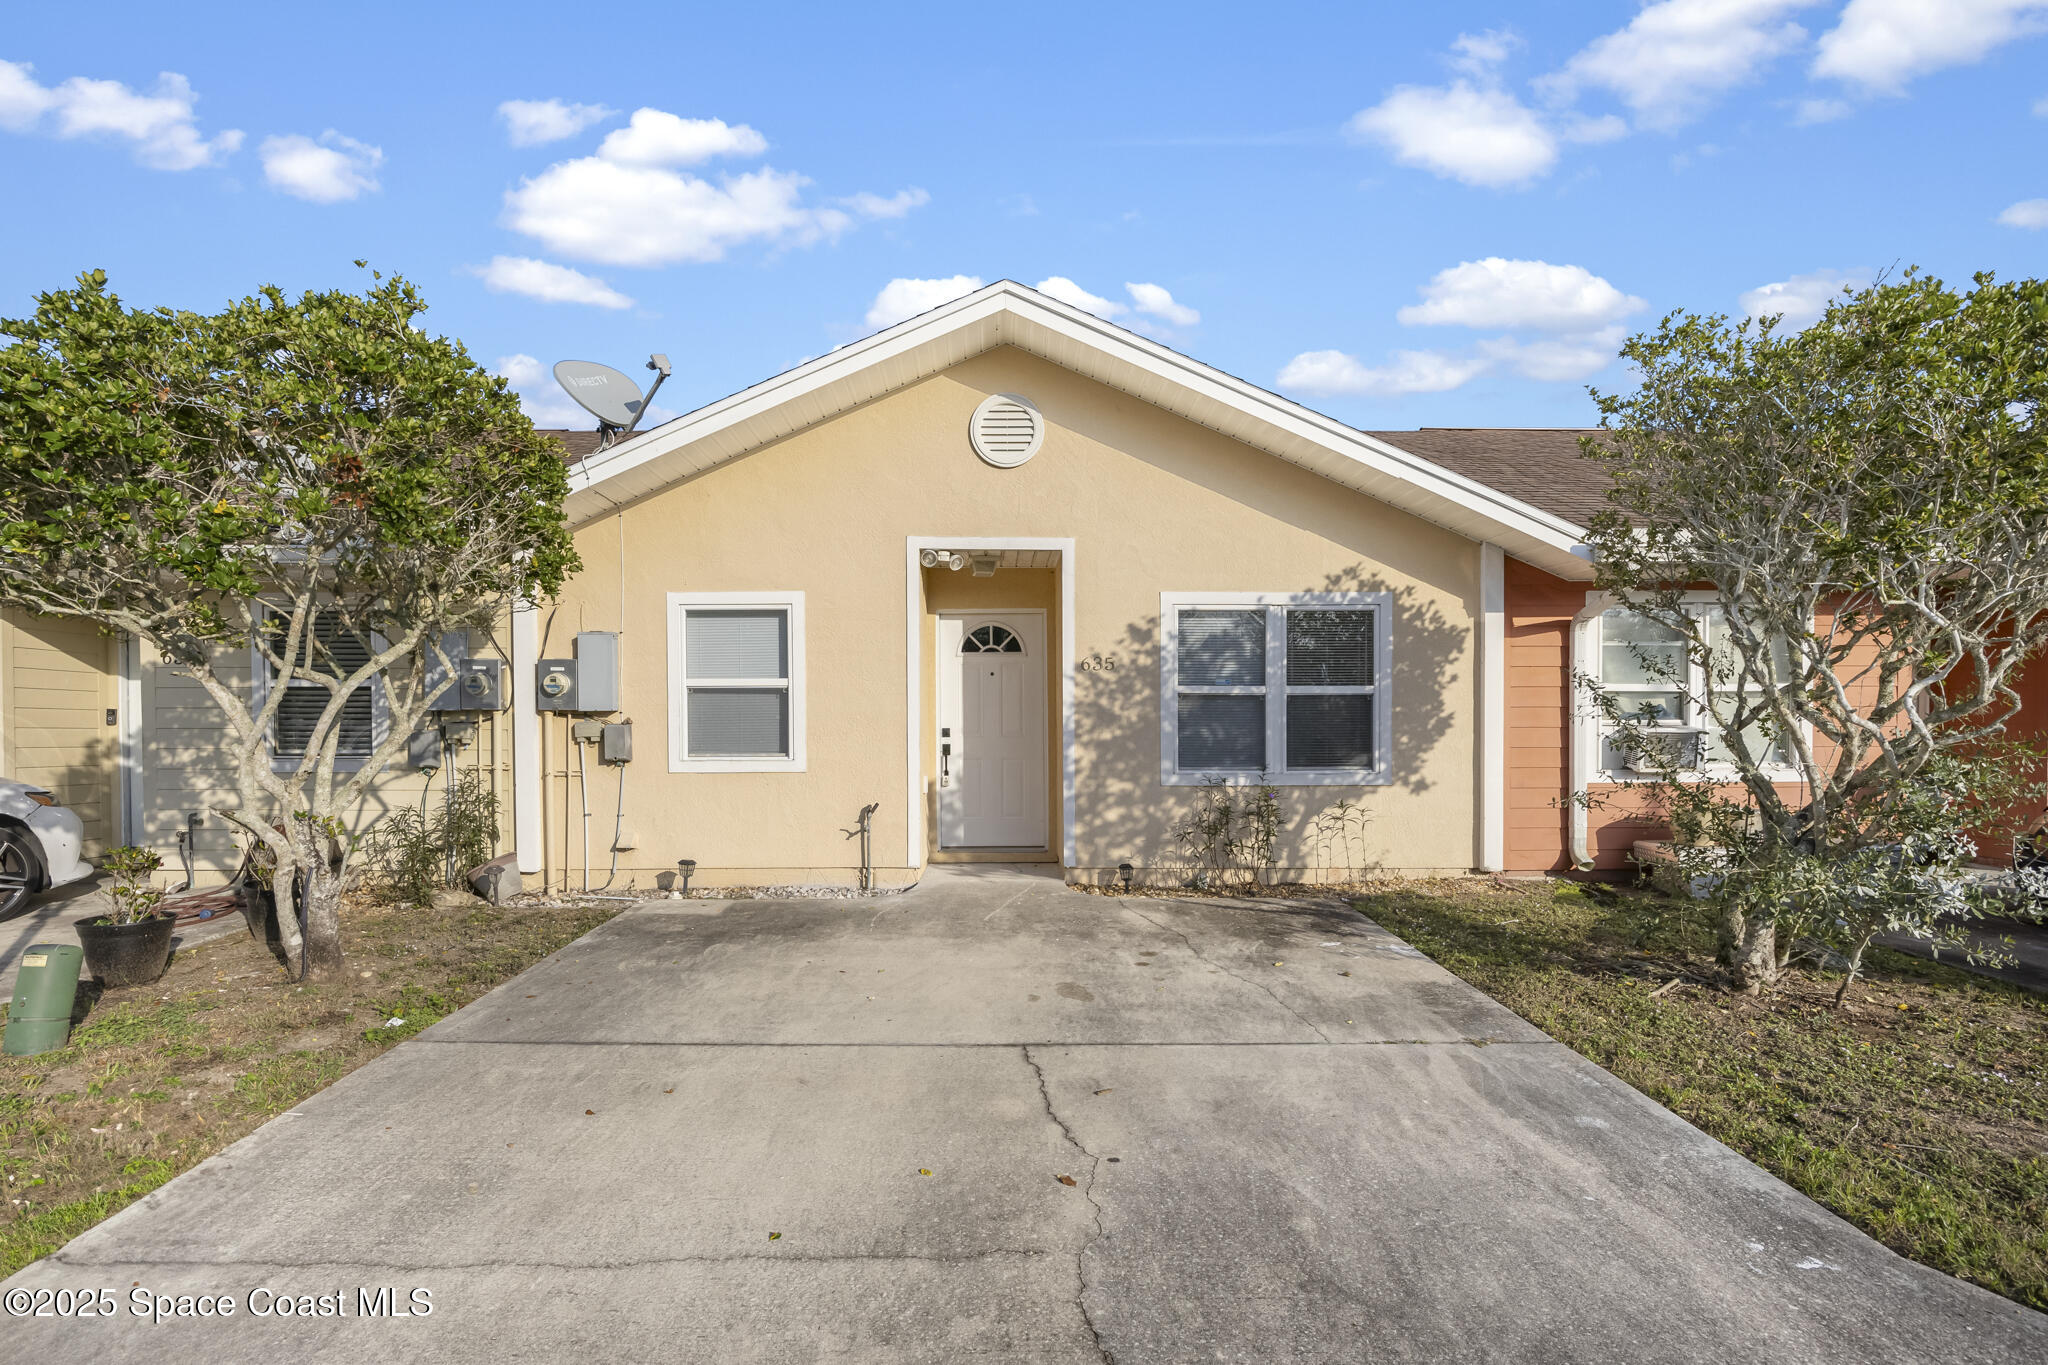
[{"x1": 0, "y1": 893, "x2": 619, "y2": 1276}]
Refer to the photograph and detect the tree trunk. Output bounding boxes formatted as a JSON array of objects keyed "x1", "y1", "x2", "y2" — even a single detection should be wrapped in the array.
[
  {"x1": 1833, "y1": 934, "x2": 1872, "y2": 1007},
  {"x1": 300, "y1": 862, "x2": 346, "y2": 980},
  {"x1": 1718, "y1": 905, "x2": 1778, "y2": 994}
]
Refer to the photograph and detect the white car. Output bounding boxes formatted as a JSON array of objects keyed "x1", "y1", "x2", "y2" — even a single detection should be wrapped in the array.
[{"x1": 0, "y1": 779, "x2": 94, "y2": 917}]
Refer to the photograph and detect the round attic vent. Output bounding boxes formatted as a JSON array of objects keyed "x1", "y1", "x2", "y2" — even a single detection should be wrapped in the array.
[{"x1": 969, "y1": 393, "x2": 1044, "y2": 468}]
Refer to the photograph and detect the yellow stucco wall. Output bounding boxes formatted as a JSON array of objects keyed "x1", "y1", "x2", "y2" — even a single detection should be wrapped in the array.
[
  {"x1": 1, "y1": 609, "x2": 119, "y2": 855},
  {"x1": 537, "y1": 345, "x2": 1481, "y2": 890}
]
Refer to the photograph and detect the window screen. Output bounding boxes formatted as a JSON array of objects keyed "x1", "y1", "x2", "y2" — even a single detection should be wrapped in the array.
[{"x1": 685, "y1": 609, "x2": 791, "y2": 758}]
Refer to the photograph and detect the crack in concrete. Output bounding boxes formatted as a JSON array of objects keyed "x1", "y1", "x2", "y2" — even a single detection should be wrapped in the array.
[
  {"x1": 50, "y1": 1247, "x2": 1054, "y2": 1274},
  {"x1": 1021, "y1": 1045, "x2": 1115, "y2": 1365},
  {"x1": 1123, "y1": 903, "x2": 1333, "y2": 1044}
]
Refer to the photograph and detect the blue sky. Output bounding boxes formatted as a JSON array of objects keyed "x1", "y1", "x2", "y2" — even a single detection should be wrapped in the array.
[{"x1": 4, "y1": 1, "x2": 2045, "y2": 433}]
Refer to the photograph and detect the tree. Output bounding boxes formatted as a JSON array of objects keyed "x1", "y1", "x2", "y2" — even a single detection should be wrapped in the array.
[
  {"x1": 1582, "y1": 270, "x2": 2048, "y2": 993},
  {"x1": 0, "y1": 268, "x2": 579, "y2": 979}
]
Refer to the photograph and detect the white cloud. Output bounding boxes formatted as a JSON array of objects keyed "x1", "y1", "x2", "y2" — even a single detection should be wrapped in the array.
[
  {"x1": 260, "y1": 131, "x2": 382, "y2": 202},
  {"x1": 1540, "y1": 0, "x2": 1812, "y2": 131},
  {"x1": 498, "y1": 98, "x2": 614, "y2": 146},
  {"x1": 1035, "y1": 277, "x2": 1127, "y2": 317},
  {"x1": 1478, "y1": 328, "x2": 1627, "y2": 382},
  {"x1": 1347, "y1": 80, "x2": 1557, "y2": 187},
  {"x1": 1396, "y1": 258, "x2": 1644, "y2": 332},
  {"x1": 1998, "y1": 198, "x2": 2048, "y2": 228},
  {"x1": 1278, "y1": 348, "x2": 1493, "y2": 397},
  {"x1": 1126, "y1": 282, "x2": 1200, "y2": 327},
  {"x1": 1814, "y1": 0, "x2": 2048, "y2": 94},
  {"x1": 866, "y1": 276, "x2": 984, "y2": 329},
  {"x1": 1450, "y1": 29, "x2": 1520, "y2": 75},
  {"x1": 0, "y1": 60, "x2": 241, "y2": 168},
  {"x1": 1794, "y1": 97, "x2": 1853, "y2": 123},
  {"x1": 1739, "y1": 269, "x2": 1868, "y2": 325},
  {"x1": 595, "y1": 109, "x2": 767, "y2": 166},
  {"x1": 470, "y1": 256, "x2": 633, "y2": 309},
  {"x1": 508, "y1": 160, "x2": 849, "y2": 266},
  {"x1": 1560, "y1": 113, "x2": 1630, "y2": 143},
  {"x1": 496, "y1": 353, "x2": 545, "y2": 386},
  {"x1": 504, "y1": 108, "x2": 919, "y2": 267},
  {"x1": 841, "y1": 187, "x2": 930, "y2": 219}
]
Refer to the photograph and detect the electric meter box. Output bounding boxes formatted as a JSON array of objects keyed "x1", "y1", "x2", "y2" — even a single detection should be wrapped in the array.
[
  {"x1": 535, "y1": 659, "x2": 579, "y2": 712},
  {"x1": 429, "y1": 658, "x2": 508, "y2": 712},
  {"x1": 573, "y1": 632, "x2": 620, "y2": 713}
]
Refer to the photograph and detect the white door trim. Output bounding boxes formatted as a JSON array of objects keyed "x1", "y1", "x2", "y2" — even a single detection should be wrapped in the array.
[
  {"x1": 936, "y1": 610, "x2": 1048, "y2": 849},
  {"x1": 905, "y1": 537, "x2": 1076, "y2": 870}
]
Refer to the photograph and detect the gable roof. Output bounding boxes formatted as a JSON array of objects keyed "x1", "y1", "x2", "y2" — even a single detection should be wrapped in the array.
[
  {"x1": 560, "y1": 280, "x2": 1598, "y2": 579},
  {"x1": 1362, "y1": 429, "x2": 1614, "y2": 527}
]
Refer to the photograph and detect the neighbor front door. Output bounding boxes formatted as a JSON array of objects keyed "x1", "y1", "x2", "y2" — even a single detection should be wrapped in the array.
[{"x1": 936, "y1": 612, "x2": 1047, "y2": 849}]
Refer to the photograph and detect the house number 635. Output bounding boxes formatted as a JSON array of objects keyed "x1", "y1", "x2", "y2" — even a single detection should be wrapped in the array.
[{"x1": 1078, "y1": 654, "x2": 1118, "y2": 672}]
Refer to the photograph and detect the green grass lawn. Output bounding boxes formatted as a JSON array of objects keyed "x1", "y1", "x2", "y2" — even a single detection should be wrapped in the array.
[
  {"x1": 1357, "y1": 878, "x2": 2048, "y2": 1313},
  {"x1": 0, "y1": 894, "x2": 618, "y2": 1277}
]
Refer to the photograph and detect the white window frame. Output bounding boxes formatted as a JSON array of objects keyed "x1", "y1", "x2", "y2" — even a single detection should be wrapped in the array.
[
  {"x1": 1159, "y1": 591, "x2": 1392, "y2": 787},
  {"x1": 248, "y1": 605, "x2": 387, "y2": 773},
  {"x1": 1579, "y1": 590, "x2": 1805, "y2": 784},
  {"x1": 667, "y1": 591, "x2": 807, "y2": 773}
]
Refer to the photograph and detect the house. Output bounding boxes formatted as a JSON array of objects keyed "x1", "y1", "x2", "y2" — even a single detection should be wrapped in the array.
[{"x1": 33, "y1": 279, "x2": 2033, "y2": 892}]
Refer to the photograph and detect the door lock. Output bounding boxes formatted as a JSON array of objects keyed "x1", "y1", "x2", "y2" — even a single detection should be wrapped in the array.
[{"x1": 940, "y1": 741, "x2": 952, "y2": 787}]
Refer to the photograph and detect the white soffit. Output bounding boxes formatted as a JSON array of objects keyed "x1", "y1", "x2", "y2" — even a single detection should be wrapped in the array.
[{"x1": 564, "y1": 281, "x2": 1597, "y2": 580}]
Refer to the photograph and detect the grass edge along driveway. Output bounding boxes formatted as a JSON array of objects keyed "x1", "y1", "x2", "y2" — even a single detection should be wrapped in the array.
[{"x1": 1358, "y1": 878, "x2": 2048, "y2": 1313}]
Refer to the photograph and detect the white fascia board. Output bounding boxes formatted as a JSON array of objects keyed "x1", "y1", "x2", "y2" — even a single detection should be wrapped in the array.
[{"x1": 564, "y1": 281, "x2": 1598, "y2": 579}]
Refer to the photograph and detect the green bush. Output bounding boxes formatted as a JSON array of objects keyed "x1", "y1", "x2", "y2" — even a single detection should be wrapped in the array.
[{"x1": 360, "y1": 769, "x2": 500, "y2": 907}]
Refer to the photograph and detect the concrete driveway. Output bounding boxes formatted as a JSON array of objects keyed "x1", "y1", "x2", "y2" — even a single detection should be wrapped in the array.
[{"x1": 6, "y1": 866, "x2": 2042, "y2": 1362}]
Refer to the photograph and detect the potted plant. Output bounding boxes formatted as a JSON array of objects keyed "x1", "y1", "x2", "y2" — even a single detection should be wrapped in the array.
[{"x1": 76, "y1": 846, "x2": 175, "y2": 987}]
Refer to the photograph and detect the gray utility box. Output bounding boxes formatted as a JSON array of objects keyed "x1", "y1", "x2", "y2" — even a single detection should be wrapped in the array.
[
  {"x1": 574, "y1": 631, "x2": 620, "y2": 713},
  {"x1": 601, "y1": 721, "x2": 632, "y2": 764},
  {"x1": 429, "y1": 658, "x2": 508, "y2": 712},
  {"x1": 535, "y1": 632, "x2": 621, "y2": 714}
]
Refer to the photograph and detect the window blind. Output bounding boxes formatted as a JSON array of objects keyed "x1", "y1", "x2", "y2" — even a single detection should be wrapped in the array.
[
  {"x1": 1177, "y1": 694, "x2": 1264, "y2": 770},
  {"x1": 687, "y1": 688, "x2": 789, "y2": 758},
  {"x1": 1178, "y1": 609, "x2": 1264, "y2": 686},
  {"x1": 1286, "y1": 610, "x2": 1373, "y2": 686},
  {"x1": 687, "y1": 610, "x2": 787, "y2": 680}
]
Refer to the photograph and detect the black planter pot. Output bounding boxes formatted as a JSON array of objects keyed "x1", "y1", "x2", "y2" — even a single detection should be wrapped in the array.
[{"x1": 75, "y1": 914, "x2": 176, "y2": 988}]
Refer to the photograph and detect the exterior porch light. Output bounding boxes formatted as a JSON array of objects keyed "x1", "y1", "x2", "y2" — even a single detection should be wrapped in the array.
[
  {"x1": 1117, "y1": 862, "x2": 1134, "y2": 891},
  {"x1": 920, "y1": 549, "x2": 966, "y2": 571},
  {"x1": 969, "y1": 553, "x2": 999, "y2": 577}
]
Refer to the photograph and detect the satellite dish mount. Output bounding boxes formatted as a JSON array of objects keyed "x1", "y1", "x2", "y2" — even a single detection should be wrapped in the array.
[{"x1": 552, "y1": 353, "x2": 672, "y2": 451}]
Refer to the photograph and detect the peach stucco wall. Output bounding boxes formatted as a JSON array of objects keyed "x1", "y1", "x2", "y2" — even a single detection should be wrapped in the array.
[{"x1": 531, "y1": 345, "x2": 1486, "y2": 890}]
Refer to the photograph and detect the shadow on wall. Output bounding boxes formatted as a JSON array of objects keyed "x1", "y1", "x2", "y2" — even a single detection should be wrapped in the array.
[
  {"x1": 1073, "y1": 564, "x2": 1464, "y2": 883},
  {"x1": 136, "y1": 690, "x2": 504, "y2": 891}
]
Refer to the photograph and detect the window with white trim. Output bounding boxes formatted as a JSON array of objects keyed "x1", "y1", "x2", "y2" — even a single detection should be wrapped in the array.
[
  {"x1": 1161, "y1": 593, "x2": 1390, "y2": 786},
  {"x1": 667, "y1": 592, "x2": 806, "y2": 772},
  {"x1": 252, "y1": 608, "x2": 383, "y2": 767},
  {"x1": 1592, "y1": 604, "x2": 1792, "y2": 777}
]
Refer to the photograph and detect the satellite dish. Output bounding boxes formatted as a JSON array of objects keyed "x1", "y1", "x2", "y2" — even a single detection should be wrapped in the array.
[
  {"x1": 553, "y1": 360, "x2": 645, "y2": 429},
  {"x1": 551, "y1": 354, "x2": 675, "y2": 451}
]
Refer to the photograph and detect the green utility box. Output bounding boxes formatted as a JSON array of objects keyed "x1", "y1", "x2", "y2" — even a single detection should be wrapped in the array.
[{"x1": 4, "y1": 942, "x2": 84, "y2": 1057}]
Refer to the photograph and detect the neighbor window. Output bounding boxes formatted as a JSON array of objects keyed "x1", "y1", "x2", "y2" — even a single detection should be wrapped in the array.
[
  {"x1": 1161, "y1": 593, "x2": 1390, "y2": 785},
  {"x1": 254, "y1": 608, "x2": 380, "y2": 764},
  {"x1": 668, "y1": 592, "x2": 806, "y2": 772},
  {"x1": 1592, "y1": 604, "x2": 1793, "y2": 776}
]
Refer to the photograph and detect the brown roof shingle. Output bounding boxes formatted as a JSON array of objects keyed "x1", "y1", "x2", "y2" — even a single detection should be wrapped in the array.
[{"x1": 1364, "y1": 428, "x2": 1613, "y2": 528}]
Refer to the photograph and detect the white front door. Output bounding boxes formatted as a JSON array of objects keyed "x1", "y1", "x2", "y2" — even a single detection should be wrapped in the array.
[{"x1": 937, "y1": 613, "x2": 1048, "y2": 849}]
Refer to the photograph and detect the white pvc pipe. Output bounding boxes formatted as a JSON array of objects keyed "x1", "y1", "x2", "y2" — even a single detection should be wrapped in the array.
[{"x1": 512, "y1": 602, "x2": 543, "y2": 875}]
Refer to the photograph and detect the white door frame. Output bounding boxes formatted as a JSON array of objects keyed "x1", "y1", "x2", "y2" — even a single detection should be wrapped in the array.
[
  {"x1": 905, "y1": 537, "x2": 1076, "y2": 869},
  {"x1": 936, "y1": 609, "x2": 1048, "y2": 849}
]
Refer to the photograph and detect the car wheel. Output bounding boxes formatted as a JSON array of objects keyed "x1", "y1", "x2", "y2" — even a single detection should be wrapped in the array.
[{"x1": 0, "y1": 829, "x2": 39, "y2": 917}]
